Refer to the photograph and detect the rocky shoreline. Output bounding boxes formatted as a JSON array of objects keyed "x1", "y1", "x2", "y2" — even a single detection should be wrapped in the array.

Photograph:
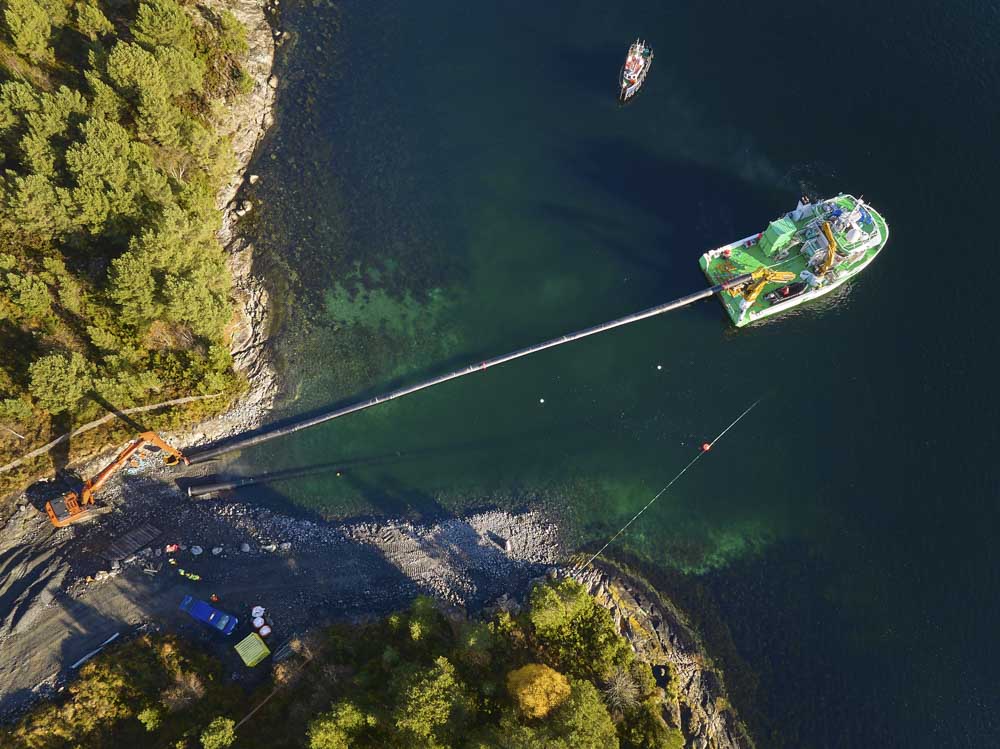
[
  {"x1": 181, "y1": 0, "x2": 282, "y2": 449},
  {"x1": 569, "y1": 561, "x2": 754, "y2": 749}
]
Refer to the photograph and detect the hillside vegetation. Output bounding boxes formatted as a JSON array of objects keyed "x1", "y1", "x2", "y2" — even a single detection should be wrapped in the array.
[
  {"x1": 3, "y1": 579, "x2": 687, "y2": 748},
  {"x1": 0, "y1": 0, "x2": 253, "y2": 488}
]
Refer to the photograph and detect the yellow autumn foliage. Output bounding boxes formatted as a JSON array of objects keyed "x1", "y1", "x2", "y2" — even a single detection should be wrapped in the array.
[{"x1": 505, "y1": 663, "x2": 571, "y2": 719}]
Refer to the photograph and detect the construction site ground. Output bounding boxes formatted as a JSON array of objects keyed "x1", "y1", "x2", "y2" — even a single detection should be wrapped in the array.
[{"x1": 0, "y1": 470, "x2": 561, "y2": 721}]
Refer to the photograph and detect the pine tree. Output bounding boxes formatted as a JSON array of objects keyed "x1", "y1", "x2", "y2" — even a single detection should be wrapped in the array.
[
  {"x1": 28, "y1": 352, "x2": 93, "y2": 414},
  {"x1": 132, "y1": 0, "x2": 196, "y2": 52},
  {"x1": 5, "y1": 174, "x2": 72, "y2": 238},
  {"x1": 4, "y1": 0, "x2": 52, "y2": 63},
  {"x1": 74, "y1": 0, "x2": 113, "y2": 41},
  {"x1": 65, "y1": 116, "x2": 150, "y2": 232}
]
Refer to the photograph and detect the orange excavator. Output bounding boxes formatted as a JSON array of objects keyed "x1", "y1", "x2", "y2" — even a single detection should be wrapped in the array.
[{"x1": 45, "y1": 432, "x2": 188, "y2": 528}]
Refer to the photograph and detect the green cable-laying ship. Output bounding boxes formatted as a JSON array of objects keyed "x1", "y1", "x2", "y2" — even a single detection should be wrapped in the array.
[{"x1": 700, "y1": 194, "x2": 889, "y2": 326}]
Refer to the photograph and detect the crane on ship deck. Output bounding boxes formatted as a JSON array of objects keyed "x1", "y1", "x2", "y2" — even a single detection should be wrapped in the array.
[
  {"x1": 728, "y1": 267, "x2": 798, "y2": 308},
  {"x1": 817, "y1": 221, "x2": 840, "y2": 276}
]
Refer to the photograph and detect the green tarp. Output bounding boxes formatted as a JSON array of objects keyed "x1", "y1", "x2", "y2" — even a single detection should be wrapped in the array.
[
  {"x1": 235, "y1": 632, "x2": 270, "y2": 667},
  {"x1": 758, "y1": 216, "x2": 796, "y2": 258}
]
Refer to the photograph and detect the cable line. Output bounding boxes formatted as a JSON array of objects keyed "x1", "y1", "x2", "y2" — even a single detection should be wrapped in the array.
[{"x1": 577, "y1": 397, "x2": 762, "y2": 569}]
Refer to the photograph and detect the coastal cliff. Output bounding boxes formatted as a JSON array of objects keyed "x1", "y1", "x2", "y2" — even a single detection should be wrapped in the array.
[
  {"x1": 570, "y1": 562, "x2": 754, "y2": 749},
  {"x1": 183, "y1": 0, "x2": 281, "y2": 447}
]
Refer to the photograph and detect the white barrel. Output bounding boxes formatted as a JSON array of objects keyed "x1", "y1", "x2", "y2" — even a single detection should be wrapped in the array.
[
  {"x1": 253, "y1": 617, "x2": 265, "y2": 629},
  {"x1": 251, "y1": 606, "x2": 265, "y2": 618},
  {"x1": 259, "y1": 625, "x2": 272, "y2": 637}
]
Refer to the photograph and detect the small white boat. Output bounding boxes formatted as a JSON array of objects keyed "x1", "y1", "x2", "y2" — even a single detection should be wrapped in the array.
[{"x1": 620, "y1": 39, "x2": 653, "y2": 102}]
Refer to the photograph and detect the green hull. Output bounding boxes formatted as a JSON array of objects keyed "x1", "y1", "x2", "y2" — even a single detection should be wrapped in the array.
[{"x1": 699, "y1": 194, "x2": 889, "y2": 327}]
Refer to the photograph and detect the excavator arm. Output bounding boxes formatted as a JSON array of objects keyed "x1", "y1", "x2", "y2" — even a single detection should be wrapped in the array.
[{"x1": 45, "y1": 432, "x2": 188, "y2": 527}]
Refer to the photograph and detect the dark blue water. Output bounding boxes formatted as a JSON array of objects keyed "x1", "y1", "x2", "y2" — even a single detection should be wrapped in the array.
[{"x1": 238, "y1": 1, "x2": 999, "y2": 745}]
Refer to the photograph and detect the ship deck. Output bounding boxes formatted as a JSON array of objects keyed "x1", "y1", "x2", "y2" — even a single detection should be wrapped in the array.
[{"x1": 699, "y1": 195, "x2": 888, "y2": 326}]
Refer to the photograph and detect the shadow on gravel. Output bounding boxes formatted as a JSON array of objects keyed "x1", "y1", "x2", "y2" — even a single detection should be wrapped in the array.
[
  {"x1": 55, "y1": 596, "x2": 130, "y2": 670},
  {"x1": 0, "y1": 548, "x2": 62, "y2": 636}
]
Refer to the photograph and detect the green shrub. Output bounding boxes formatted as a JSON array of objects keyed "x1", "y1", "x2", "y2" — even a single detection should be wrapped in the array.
[
  {"x1": 200, "y1": 716, "x2": 236, "y2": 748},
  {"x1": 137, "y1": 705, "x2": 163, "y2": 732},
  {"x1": 0, "y1": 397, "x2": 34, "y2": 425},
  {"x1": 497, "y1": 679, "x2": 620, "y2": 749},
  {"x1": 218, "y1": 11, "x2": 248, "y2": 57},
  {"x1": 4, "y1": 271, "x2": 52, "y2": 320},
  {"x1": 235, "y1": 67, "x2": 254, "y2": 97},
  {"x1": 308, "y1": 702, "x2": 376, "y2": 749},
  {"x1": 619, "y1": 699, "x2": 683, "y2": 749}
]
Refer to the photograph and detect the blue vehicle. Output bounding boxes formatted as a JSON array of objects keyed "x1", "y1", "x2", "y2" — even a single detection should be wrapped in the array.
[{"x1": 179, "y1": 595, "x2": 238, "y2": 635}]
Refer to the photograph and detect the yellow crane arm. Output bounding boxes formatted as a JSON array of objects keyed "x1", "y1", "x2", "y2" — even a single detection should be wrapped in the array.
[
  {"x1": 817, "y1": 221, "x2": 839, "y2": 275},
  {"x1": 728, "y1": 266, "x2": 797, "y2": 307}
]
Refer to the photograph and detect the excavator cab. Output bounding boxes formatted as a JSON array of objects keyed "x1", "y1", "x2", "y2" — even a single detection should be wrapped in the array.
[{"x1": 44, "y1": 432, "x2": 188, "y2": 528}]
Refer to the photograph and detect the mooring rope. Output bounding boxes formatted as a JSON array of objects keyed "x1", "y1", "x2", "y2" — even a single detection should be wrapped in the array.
[{"x1": 576, "y1": 397, "x2": 762, "y2": 570}]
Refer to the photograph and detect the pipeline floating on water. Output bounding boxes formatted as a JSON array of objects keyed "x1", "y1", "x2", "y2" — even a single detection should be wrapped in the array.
[{"x1": 184, "y1": 274, "x2": 752, "y2": 470}]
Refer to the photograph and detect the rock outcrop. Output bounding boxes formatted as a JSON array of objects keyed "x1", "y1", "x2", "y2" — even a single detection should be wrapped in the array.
[
  {"x1": 183, "y1": 0, "x2": 281, "y2": 446},
  {"x1": 570, "y1": 563, "x2": 754, "y2": 749}
]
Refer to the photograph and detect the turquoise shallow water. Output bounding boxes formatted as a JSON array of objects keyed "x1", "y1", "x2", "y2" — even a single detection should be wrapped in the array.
[{"x1": 234, "y1": 1, "x2": 998, "y2": 745}]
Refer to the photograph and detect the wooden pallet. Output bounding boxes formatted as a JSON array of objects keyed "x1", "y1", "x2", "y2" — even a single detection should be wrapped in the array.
[{"x1": 103, "y1": 522, "x2": 162, "y2": 562}]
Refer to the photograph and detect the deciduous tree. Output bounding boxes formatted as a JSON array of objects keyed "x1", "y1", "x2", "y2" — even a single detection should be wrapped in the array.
[
  {"x1": 200, "y1": 716, "x2": 236, "y2": 749},
  {"x1": 506, "y1": 663, "x2": 571, "y2": 719}
]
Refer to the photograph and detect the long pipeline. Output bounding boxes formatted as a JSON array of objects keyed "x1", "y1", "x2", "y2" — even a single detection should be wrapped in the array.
[{"x1": 187, "y1": 275, "x2": 750, "y2": 464}]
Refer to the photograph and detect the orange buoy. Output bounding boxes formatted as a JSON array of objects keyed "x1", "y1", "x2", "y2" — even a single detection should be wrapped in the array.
[{"x1": 701, "y1": 442, "x2": 712, "y2": 452}]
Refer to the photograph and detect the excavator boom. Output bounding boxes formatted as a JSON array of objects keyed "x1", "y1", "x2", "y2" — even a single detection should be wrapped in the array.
[{"x1": 45, "y1": 432, "x2": 188, "y2": 528}]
